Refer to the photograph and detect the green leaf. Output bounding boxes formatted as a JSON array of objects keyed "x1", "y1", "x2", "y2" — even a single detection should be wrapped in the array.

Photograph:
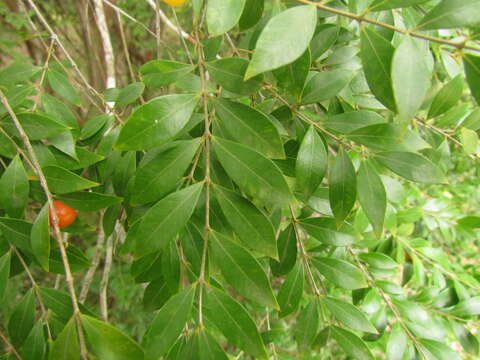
[
  {"x1": 357, "y1": 160, "x2": 386, "y2": 237},
  {"x1": 359, "y1": 253, "x2": 398, "y2": 269},
  {"x1": 2, "y1": 112, "x2": 68, "y2": 140},
  {"x1": 43, "y1": 166, "x2": 100, "y2": 194},
  {"x1": 322, "y1": 297, "x2": 377, "y2": 333},
  {"x1": 140, "y1": 60, "x2": 194, "y2": 88},
  {"x1": 57, "y1": 192, "x2": 122, "y2": 212},
  {"x1": 295, "y1": 299, "x2": 320, "y2": 349},
  {"x1": 80, "y1": 115, "x2": 110, "y2": 140},
  {"x1": 330, "y1": 326, "x2": 374, "y2": 360},
  {"x1": 270, "y1": 224, "x2": 297, "y2": 276},
  {"x1": 207, "y1": 0, "x2": 246, "y2": 35},
  {"x1": 457, "y1": 216, "x2": 480, "y2": 229},
  {"x1": 0, "y1": 128, "x2": 17, "y2": 158},
  {"x1": 49, "y1": 132, "x2": 78, "y2": 160},
  {"x1": 30, "y1": 203, "x2": 50, "y2": 271},
  {"x1": 134, "y1": 183, "x2": 203, "y2": 256},
  {"x1": 460, "y1": 127, "x2": 478, "y2": 155},
  {"x1": 369, "y1": 0, "x2": 429, "y2": 11},
  {"x1": 21, "y1": 321, "x2": 46, "y2": 360},
  {"x1": 302, "y1": 69, "x2": 354, "y2": 104},
  {"x1": 0, "y1": 218, "x2": 32, "y2": 252},
  {"x1": 245, "y1": 5, "x2": 317, "y2": 79},
  {"x1": 209, "y1": 231, "x2": 278, "y2": 308},
  {"x1": 204, "y1": 286, "x2": 267, "y2": 359},
  {"x1": 296, "y1": 125, "x2": 327, "y2": 198},
  {"x1": 48, "y1": 317, "x2": 79, "y2": 360},
  {"x1": 452, "y1": 322, "x2": 479, "y2": 356},
  {"x1": 51, "y1": 147, "x2": 104, "y2": 171},
  {"x1": 464, "y1": 54, "x2": 480, "y2": 105},
  {"x1": 115, "y1": 94, "x2": 200, "y2": 150},
  {"x1": 329, "y1": 149, "x2": 357, "y2": 223},
  {"x1": 213, "y1": 99, "x2": 284, "y2": 158},
  {"x1": 360, "y1": 27, "x2": 396, "y2": 111},
  {"x1": 143, "y1": 286, "x2": 195, "y2": 359},
  {"x1": 39, "y1": 287, "x2": 94, "y2": 321},
  {"x1": 392, "y1": 36, "x2": 431, "y2": 119},
  {"x1": 375, "y1": 152, "x2": 446, "y2": 183},
  {"x1": 451, "y1": 296, "x2": 480, "y2": 316},
  {"x1": 0, "y1": 155, "x2": 29, "y2": 218},
  {"x1": 0, "y1": 251, "x2": 11, "y2": 301},
  {"x1": 300, "y1": 218, "x2": 355, "y2": 246},
  {"x1": 313, "y1": 258, "x2": 367, "y2": 290},
  {"x1": 417, "y1": 0, "x2": 480, "y2": 30},
  {"x1": 131, "y1": 139, "x2": 201, "y2": 206},
  {"x1": 0, "y1": 63, "x2": 40, "y2": 85},
  {"x1": 277, "y1": 262, "x2": 304, "y2": 317},
  {"x1": 419, "y1": 338, "x2": 461, "y2": 360},
  {"x1": 273, "y1": 49, "x2": 311, "y2": 100},
  {"x1": 49, "y1": 245, "x2": 90, "y2": 274},
  {"x1": 42, "y1": 93, "x2": 80, "y2": 136},
  {"x1": 311, "y1": 24, "x2": 340, "y2": 60},
  {"x1": 387, "y1": 324, "x2": 407, "y2": 360},
  {"x1": 428, "y1": 75, "x2": 464, "y2": 118},
  {"x1": 143, "y1": 277, "x2": 175, "y2": 311},
  {"x1": 213, "y1": 185, "x2": 277, "y2": 258},
  {"x1": 213, "y1": 137, "x2": 292, "y2": 206},
  {"x1": 47, "y1": 69, "x2": 80, "y2": 106},
  {"x1": 81, "y1": 315, "x2": 144, "y2": 360},
  {"x1": 239, "y1": 0, "x2": 264, "y2": 31},
  {"x1": 115, "y1": 82, "x2": 145, "y2": 107},
  {"x1": 178, "y1": 330, "x2": 229, "y2": 360},
  {"x1": 326, "y1": 110, "x2": 385, "y2": 134},
  {"x1": 8, "y1": 289, "x2": 35, "y2": 348},
  {"x1": 206, "y1": 58, "x2": 263, "y2": 96}
]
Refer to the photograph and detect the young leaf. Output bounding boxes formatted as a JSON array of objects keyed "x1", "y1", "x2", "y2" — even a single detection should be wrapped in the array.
[
  {"x1": 295, "y1": 299, "x2": 320, "y2": 349},
  {"x1": 277, "y1": 262, "x2": 304, "y2": 317},
  {"x1": 204, "y1": 286, "x2": 267, "y2": 359},
  {"x1": 245, "y1": 5, "x2": 317, "y2": 79},
  {"x1": 357, "y1": 161, "x2": 386, "y2": 237},
  {"x1": 330, "y1": 326, "x2": 374, "y2": 360},
  {"x1": 322, "y1": 297, "x2": 377, "y2": 334},
  {"x1": 302, "y1": 69, "x2": 354, "y2": 104},
  {"x1": 375, "y1": 152, "x2": 446, "y2": 183},
  {"x1": 8, "y1": 289, "x2": 36, "y2": 348},
  {"x1": 30, "y1": 203, "x2": 50, "y2": 271},
  {"x1": 428, "y1": 74, "x2": 464, "y2": 118},
  {"x1": 48, "y1": 317, "x2": 79, "y2": 360},
  {"x1": 417, "y1": 0, "x2": 480, "y2": 30},
  {"x1": 140, "y1": 60, "x2": 194, "y2": 88},
  {"x1": 296, "y1": 125, "x2": 327, "y2": 198},
  {"x1": 134, "y1": 183, "x2": 203, "y2": 256},
  {"x1": 143, "y1": 286, "x2": 195, "y2": 359},
  {"x1": 0, "y1": 251, "x2": 11, "y2": 301},
  {"x1": 115, "y1": 94, "x2": 199, "y2": 150},
  {"x1": 43, "y1": 166, "x2": 100, "y2": 194},
  {"x1": 360, "y1": 27, "x2": 396, "y2": 111},
  {"x1": 214, "y1": 99, "x2": 284, "y2": 158},
  {"x1": 300, "y1": 218, "x2": 355, "y2": 246},
  {"x1": 329, "y1": 149, "x2": 357, "y2": 223},
  {"x1": 47, "y1": 69, "x2": 80, "y2": 106},
  {"x1": 0, "y1": 155, "x2": 29, "y2": 218},
  {"x1": 270, "y1": 224, "x2": 297, "y2": 277},
  {"x1": 464, "y1": 54, "x2": 480, "y2": 105},
  {"x1": 213, "y1": 137, "x2": 292, "y2": 206},
  {"x1": 209, "y1": 231, "x2": 278, "y2": 308},
  {"x1": 21, "y1": 321, "x2": 46, "y2": 360},
  {"x1": 207, "y1": 0, "x2": 246, "y2": 36},
  {"x1": 313, "y1": 258, "x2": 367, "y2": 290},
  {"x1": 131, "y1": 139, "x2": 201, "y2": 206},
  {"x1": 392, "y1": 36, "x2": 431, "y2": 120}
]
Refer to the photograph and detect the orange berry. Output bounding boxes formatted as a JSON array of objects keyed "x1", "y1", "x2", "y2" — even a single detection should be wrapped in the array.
[{"x1": 50, "y1": 200, "x2": 77, "y2": 229}]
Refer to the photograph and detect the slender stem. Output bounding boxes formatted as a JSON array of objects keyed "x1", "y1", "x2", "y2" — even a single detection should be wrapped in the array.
[
  {"x1": 172, "y1": 9, "x2": 194, "y2": 65},
  {"x1": 99, "y1": 231, "x2": 114, "y2": 321},
  {"x1": 103, "y1": 0, "x2": 156, "y2": 37},
  {"x1": 155, "y1": 0, "x2": 162, "y2": 59},
  {"x1": 0, "y1": 328, "x2": 22, "y2": 360},
  {"x1": 32, "y1": 38, "x2": 55, "y2": 111}
]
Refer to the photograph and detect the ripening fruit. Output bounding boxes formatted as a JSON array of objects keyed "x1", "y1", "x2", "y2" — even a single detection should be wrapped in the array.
[
  {"x1": 50, "y1": 200, "x2": 77, "y2": 228},
  {"x1": 162, "y1": 0, "x2": 187, "y2": 6}
]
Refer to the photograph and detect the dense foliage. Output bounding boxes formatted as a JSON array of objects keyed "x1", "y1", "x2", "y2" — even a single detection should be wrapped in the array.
[{"x1": 0, "y1": 0, "x2": 479, "y2": 359}]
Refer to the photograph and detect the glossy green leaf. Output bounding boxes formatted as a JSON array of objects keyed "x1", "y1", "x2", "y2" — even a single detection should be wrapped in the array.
[
  {"x1": 204, "y1": 286, "x2": 267, "y2": 359},
  {"x1": 50, "y1": 146, "x2": 104, "y2": 171},
  {"x1": 8, "y1": 289, "x2": 35, "y2": 348},
  {"x1": 360, "y1": 27, "x2": 396, "y2": 111},
  {"x1": 295, "y1": 299, "x2": 320, "y2": 349},
  {"x1": 277, "y1": 262, "x2": 304, "y2": 317},
  {"x1": 30, "y1": 203, "x2": 50, "y2": 271},
  {"x1": 326, "y1": 110, "x2": 385, "y2": 134},
  {"x1": 48, "y1": 317, "x2": 79, "y2": 360},
  {"x1": 270, "y1": 224, "x2": 297, "y2": 277},
  {"x1": 49, "y1": 132, "x2": 77, "y2": 160},
  {"x1": 178, "y1": 330, "x2": 229, "y2": 360},
  {"x1": 0, "y1": 63, "x2": 40, "y2": 85},
  {"x1": 114, "y1": 82, "x2": 145, "y2": 107},
  {"x1": 300, "y1": 218, "x2": 355, "y2": 246},
  {"x1": 213, "y1": 185, "x2": 277, "y2": 258},
  {"x1": 0, "y1": 251, "x2": 10, "y2": 301},
  {"x1": 313, "y1": 258, "x2": 367, "y2": 290},
  {"x1": 375, "y1": 152, "x2": 446, "y2": 183},
  {"x1": 418, "y1": 0, "x2": 480, "y2": 30},
  {"x1": 207, "y1": 0, "x2": 246, "y2": 35},
  {"x1": 42, "y1": 93, "x2": 80, "y2": 136},
  {"x1": 47, "y1": 69, "x2": 80, "y2": 106},
  {"x1": 357, "y1": 161, "x2": 386, "y2": 237},
  {"x1": 1, "y1": 112, "x2": 68, "y2": 141},
  {"x1": 143, "y1": 286, "x2": 195, "y2": 359},
  {"x1": 134, "y1": 183, "x2": 203, "y2": 256},
  {"x1": 0, "y1": 218, "x2": 32, "y2": 252},
  {"x1": 58, "y1": 192, "x2": 122, "y2": 212},
  {"x1": 140, "y1": 60, "x2": 194, "y2": 88},
  {"x1": 214, "y1": 99, "x2": 284, "y2": 158},
  {"x1": 21, "y1": 321, "x2": 46, "y2": 360},
  {"x1": 392, "y1": 36, "x2": 431, "y2": 119},
  {"x1": 273, "y1": 49, "x2": 311, "y2": 100},
  {"x1": 369, "y1": 0, "x2": 428, "y2": 11},
  {"x1": 43, "y1": 166, "x2": 100, "y2": 194},
  {"x1": 213, "y1": 137, "x2": 292, "y2": 206},
  {"x1": 464, "y1": 54, "x2": 480, "y2": 105},
  {"x1": 330, "y1": 326, "x2": 374, "y2": 360},
  {"x1": 329, "y1": 149, "x2": 357, "y2": 223},
  {"x1": 245, "y1": 5, "x2": 317, "y2": 79},
  {"x1": 322, "y1": 297, "x2": 377, "y2": 333},
  {"x1": 302, "y1": 69, "x2": 354, "y2": 105},
  {"x1": 132, "y1": 139, "x2": 201, "y2": 205},
  {"x1": 359, "y1": 253, "x2": 397, "y2": 269},
  {"x1": 206, "y1": 58, "x2": 262, "y2": 96},
  {"x1": 428, "y1": 75, "x2": 464, "y2": 118},
  {"x1": 296, "y1": 125, "x2": 327, "y2": 198},
  {"x1": 210, "y1": 231, "x2": 278, "y2": 308},
  {"x1": 419, "y1": 338, "x2": 461, "y2": 360},
  {"x1": 239, "y1": 0, "x2": 264, "y2": 30},
  {"x1": 0, "y1": 129, "x2": 17, "y2": 158},
  {"x1": 81, "y1": 315, "x2": 144, "y2": 360},
  {"x1": 115, "y1": 94, "x2": 199, "y2": 150},
  {"x1": 0, "y1": 155, "x2": 29, "y2": 218}
]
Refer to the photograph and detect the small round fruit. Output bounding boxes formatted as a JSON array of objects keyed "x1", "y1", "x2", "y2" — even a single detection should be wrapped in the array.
[
  {"x1": 50, "y1": 200, "x2": 77, "y2": 228},
  {"x1": 163, "y1": 0, "x2": 187, "y2": 6}
]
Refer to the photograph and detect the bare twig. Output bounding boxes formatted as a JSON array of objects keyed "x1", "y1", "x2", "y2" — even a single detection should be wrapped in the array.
[
  {"x1": 99, "y1": 231, "x2": 114, "y2": 321},
  {"x1": 0, "y1": 328, "x2": 22, "y2": 360}
]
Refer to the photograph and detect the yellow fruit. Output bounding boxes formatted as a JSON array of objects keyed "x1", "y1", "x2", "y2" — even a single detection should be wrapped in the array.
[{"x1": 163, "y1": 0, "x2": 187, "y2": 6}]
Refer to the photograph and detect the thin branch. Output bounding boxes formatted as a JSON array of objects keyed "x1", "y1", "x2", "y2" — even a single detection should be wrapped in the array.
[
  {"x1": 102, "y1": 0, "x2": 156, "y2": 37},
  {"x1": 0, "y1": 328, "x2": 22, "y2": 360},
  {"x1": 99, "y1": 231, "x2": 114, "y2": 321}
]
